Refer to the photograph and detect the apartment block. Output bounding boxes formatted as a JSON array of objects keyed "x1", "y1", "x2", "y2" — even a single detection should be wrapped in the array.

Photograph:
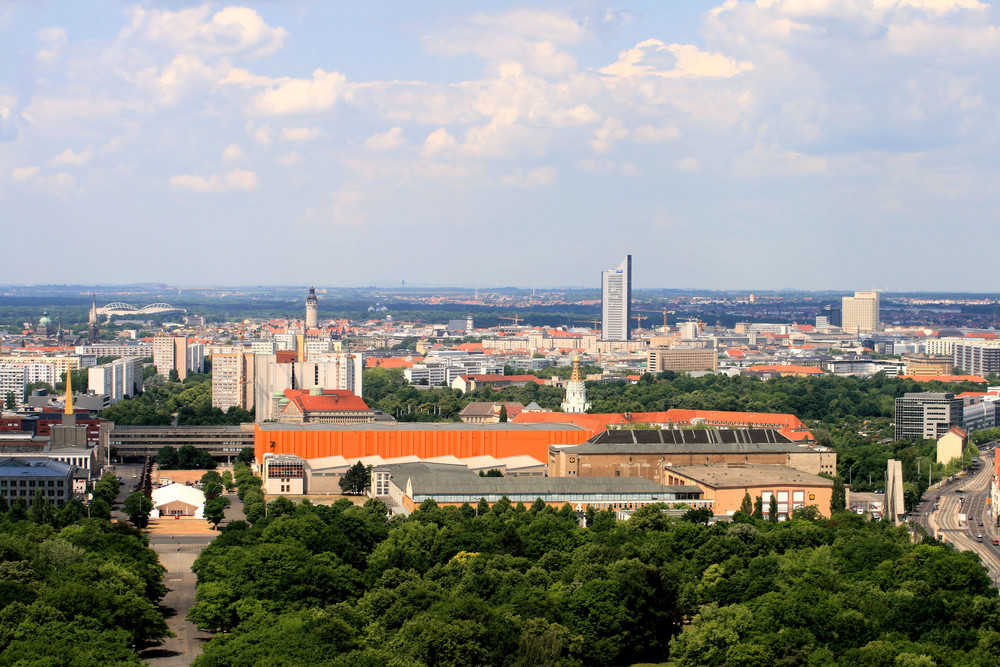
[
  {"x1": 211, "y1": 352, "x2": 255, "y2": 412},
  {"x1": 953, "y1": 340, "x2": 1000, "y2": 376},
  {"x1": 153, "y1": 335, "x2": 204, "y2": 380},
  {"x1": 88, "y1": 358, "x2": 143, "y2": 404}
]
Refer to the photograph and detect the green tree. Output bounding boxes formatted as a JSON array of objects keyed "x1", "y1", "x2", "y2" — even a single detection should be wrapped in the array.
[
  {"x1": 752, "y1": 496, "x2": 764, "y2": 520},
  {"x1": 237, "y1": 446, "x2": 255, "y2": 465},
  {"x1": 168, "y1": 368, "x2": 180, "y2": 382},
  {"x1": 221, "y1": 470, "x2": 235, "y2": 492},
  {"x1": 204, "y1": 496, "x2": 231, "y2": 529},
  {"x1": 499, "y1": 404, "x2": 508, "y2": 422},
  {"x1": 4, "y1": 391, "x2": 15, "y2": 410},
  {"x1": 768, "y1": 494, "x2": 779, "y2": 522},
  {"x1": 156, "y1": 445, "x2": 179, "y2": 469},
  {"x1": 740, "y1": 492, "x2": 753, "y2": 515},
  {"x1": 340, "y1": 461, "x2": 370, "y2": 495},
  {"x1": 123, "y1": 491, "x2": 153, "y2": 528},
  {"x1": 831, "y1": 476, "x2": 847, "y2": 514}
]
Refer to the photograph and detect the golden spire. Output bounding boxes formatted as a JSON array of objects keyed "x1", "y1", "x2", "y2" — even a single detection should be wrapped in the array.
[
  {"x1": 64, "y1": 367, "x2": 73, "y2": 415},
  {"x1": 570, "y1": 355, "x2": 582, "y2": 382}
]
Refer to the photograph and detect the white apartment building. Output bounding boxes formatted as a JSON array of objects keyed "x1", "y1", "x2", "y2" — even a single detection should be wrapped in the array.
[
  {"x1": 251, "y1": 340, "x2": 278, "y2": 355},
  {"x1": 88, "y1": 358, "x2": 143, "y2": 405},
  {"x1": 75, "y1": 343, "x2": 153, "y2": 358},
  {"x1": 924, "y1": 337, "x2": 964, "y2": 357},
  {"x1": 211, "y1": 352, "x2": 255, "y2": 412},
  {"x1": 0, "y1": 366, "x2": 28, "y2": 406}
]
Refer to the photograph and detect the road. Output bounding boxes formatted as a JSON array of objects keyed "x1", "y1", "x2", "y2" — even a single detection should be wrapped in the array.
[
  {"x1": 138, "y1": 495, "x2": 244, "y2": 666},
  {"x1": 919, "y1": 451, "x2": 1000, "y2": 585}
]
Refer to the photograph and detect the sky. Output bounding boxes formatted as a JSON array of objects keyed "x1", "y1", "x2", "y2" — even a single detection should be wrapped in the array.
[{"x1": 2, "y1": 0, "x2": 999, "y2": 292}]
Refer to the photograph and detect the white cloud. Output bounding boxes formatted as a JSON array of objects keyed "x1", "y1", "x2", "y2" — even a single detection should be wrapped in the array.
[
  {"x1": 590, "y1": 118, "x2": 628, "y2": 154},
  {"x1": 365, "y1": 126, "x2": 407, "y2": 151},
  {"x1": 37, "y1": 26, "x2": 67, "y2": 64},
  {"x1": 51, "y1": 147, "x2": 92, "y2": 165},
  {"x1": 12, "y1": 166, "x2": 39, "y2": 180},
  {"x1": 135, "y1": 54, "x2": 217, "y2": 106},
  {"x1": 601, "y1": 39, "x2": 753, "y2": 79},
  {"x1": 249, "y1": 69, "x2": 348, "y2": 115},
  {"x1": 675, "y1": 157, "x2": 702, "y2": 171},
  {"x1": 277, "y1": 151, "x2": 302, "y2": 166},
  {"x1": 422, "y1": 128, "x2": 458, "y2": 156},
  {"x1": 246, "y1": 122, "x2": 274, "y2": 145},
  {"x1": 222, "y1": 143, "x2": 246, "y2": 162},
  {"x1": 121, "y1": 5, "x2": 287, "y2": 58},
  {"x1": 281, "y1": 126, "x2": 322, "y2": 142},
  {"x1": 10, "y1": 166, "x2": 77, "y2": 197},
  {"x1": 500, "y1": 165, "x2": 557, "y2": 187},
  {"x1": 631, "y1": 124, "x2": 680, "y2": 143},
  {"x1": 170, "y1": 168, "x2": 259, "y2": 193}
]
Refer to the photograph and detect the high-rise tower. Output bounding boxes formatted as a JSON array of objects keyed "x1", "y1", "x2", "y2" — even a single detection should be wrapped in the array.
[
  {"x1": 842, "y1": 291, "x2": 880, "y2": 334},
  {"x1": 305, "y1": 286, "x2": 319, "y2": 329},
  {"x1": 88, "y1": 294, "x2": 99, "y2": 343},
  {"x1": 601, "y1": 255, "x2": 631, "y2": 341}
]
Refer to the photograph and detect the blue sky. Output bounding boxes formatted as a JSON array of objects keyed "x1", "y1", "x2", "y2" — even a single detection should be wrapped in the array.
[{"x1": 2, "y1": 1, "x2": 998, "y2": 291}]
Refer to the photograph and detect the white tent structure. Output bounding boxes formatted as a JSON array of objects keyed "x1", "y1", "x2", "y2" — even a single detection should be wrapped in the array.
[{"x1": 150, "y1": 483, "x2": 205, "y2": 519}]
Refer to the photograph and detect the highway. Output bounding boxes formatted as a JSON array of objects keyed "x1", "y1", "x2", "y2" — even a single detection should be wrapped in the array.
[{"x1": 919, "y1": 449, "x2": 1000, "y2": 585}]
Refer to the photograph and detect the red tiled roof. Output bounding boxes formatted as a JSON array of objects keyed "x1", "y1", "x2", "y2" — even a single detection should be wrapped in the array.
[
  {"x1": 282, "y1": 389, "x2": 371, "y2": 414},
  {"x1": 748, "y1": 365, "x2": 825, "y2": 375},
  {"x1": 365, "y1": 357, "x2": 419, "y2": 369},
  {"x1": 899, "y1": 375, "x2": 987, "y2": 383},
  {"x1": 967, "y1": 332, "x2": 998, "y2": 339}
]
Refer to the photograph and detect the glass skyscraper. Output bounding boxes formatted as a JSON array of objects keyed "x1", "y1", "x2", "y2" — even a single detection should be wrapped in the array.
[{"x1": 601, "y1": 255, "x2": 631, "y2": 341}]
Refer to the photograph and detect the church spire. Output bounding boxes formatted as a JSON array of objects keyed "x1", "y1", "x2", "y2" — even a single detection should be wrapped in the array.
[{"x1": 64, "y1": 367, "x2": 73, "y2": 415}]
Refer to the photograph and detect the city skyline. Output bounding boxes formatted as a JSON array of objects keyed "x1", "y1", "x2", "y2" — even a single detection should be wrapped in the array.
[{"x1": 4, "y1": 2, "x2": 1000, "y2": 291}]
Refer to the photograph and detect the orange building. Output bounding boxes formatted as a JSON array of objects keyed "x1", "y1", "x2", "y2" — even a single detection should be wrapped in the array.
[{"x1": 254, "y1": 422, "x2": 589, "y2": 463}]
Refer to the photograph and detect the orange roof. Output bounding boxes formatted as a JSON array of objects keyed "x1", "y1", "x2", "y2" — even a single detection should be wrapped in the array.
[
  {"x1": 957, "y1": 392, "x2": 989, "y2": 398},
  {"x1": 512, "y1": 408, "x2": 813, "y2": 442},
  {"x1": 454, "y1": 343, "x2": 484, "y2": 352},
  {"x1": 748, "y1": 365, "x2": 825, "y2": 375},
  {"x1": 282, "y1": 389, "x2": 371, "y2": 414},
  {"x1": 459, "y1": 374, "x2": 542, "y2": 383},
  {"x1": 967, "y1": 332, "x2": 998, "y2": 339},
  {"x1": 726, "y1": 349, "x2": 745, "y2": 358},
  {"x1": 365, "y1": 357, "x2": 419, "y2": 369},
  {"x1": 899, "y1": 375, "x2": 987, "y2": 383}
]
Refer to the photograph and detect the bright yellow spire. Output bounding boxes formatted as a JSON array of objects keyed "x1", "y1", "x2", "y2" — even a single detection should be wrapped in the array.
[
  {"x1": 64, "y1": 368, "x2": 73, "y2": 414},
  {"x1": 570, "y1": 355, "x2": 582, "y2": 383}
]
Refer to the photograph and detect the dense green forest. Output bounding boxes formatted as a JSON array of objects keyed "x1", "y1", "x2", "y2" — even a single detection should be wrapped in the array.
[
  {"x1": 0, "y1": 474, "x2": 169, "y2": 664},
  {"x1": 188, "y1": 494, "x2": 1000, "y2": 666}
]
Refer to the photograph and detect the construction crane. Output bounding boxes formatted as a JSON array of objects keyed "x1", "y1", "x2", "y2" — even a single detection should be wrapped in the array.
[
  {"x1": 632, "y1": 313, "x2": 648, "y2": 330},
  {"x1": 572, "y1": 318, "x2": 601, "y2": 330},
  {"x1": 634, "y1": 307, "x2": 674, "y2": 331},
  {"x1": 498, "y1": 314, "x2": 522, "y2": 327}
]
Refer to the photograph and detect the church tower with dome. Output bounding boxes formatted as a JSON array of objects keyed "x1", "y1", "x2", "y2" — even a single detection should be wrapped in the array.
[{"x1": 561, "y1": 356, "x2": 591, "y2": 413}]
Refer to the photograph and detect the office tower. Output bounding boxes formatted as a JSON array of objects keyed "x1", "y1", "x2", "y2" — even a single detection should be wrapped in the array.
[
  {"x1": 305, "y1": 286, "x2": 319, "y2": 329},
  {"x1": 894, "y1": 392, "x2": 963, "y2": 440},
  {"x1": 601, "y1": 255, "x2": 631, "y2": 341},
  {"x1": 841, "y1": 291, "x2": 880, "y2": 334}
]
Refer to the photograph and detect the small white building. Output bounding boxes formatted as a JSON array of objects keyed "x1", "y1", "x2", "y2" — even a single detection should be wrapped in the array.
[{"x1": 150, "y1": 483, "x2": 205, "y2": 519}]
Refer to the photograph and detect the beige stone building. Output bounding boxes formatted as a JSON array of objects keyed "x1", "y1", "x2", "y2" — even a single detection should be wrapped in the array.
[
  {"x1": 211, "y1": 352, "x2": 255, "y2": 411},
  {"x1": 663, "y1": 464, "x2": 836, "y2": 518},
  {"x1": 647, "y1": 347, "x2": 718, "y2": 373},
  {"x1": 901, "y1": 353, "x2": 953, "y2": 377}
]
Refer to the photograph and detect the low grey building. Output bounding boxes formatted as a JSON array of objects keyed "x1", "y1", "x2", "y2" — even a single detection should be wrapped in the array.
[{"x1": 0, "y1": 457, "x2": 75, "y2": 506}]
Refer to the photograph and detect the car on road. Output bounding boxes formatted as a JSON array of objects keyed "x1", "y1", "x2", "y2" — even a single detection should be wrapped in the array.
[
  {"x1": 978, "y1": 534, "x2": 984, "y2": 542},
  {"x1": 993, "y1": 539, "x2": 999, "y2": 546},
  {"x1": 979, "y1": 521, "x2": 984, "y2": 527}
]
